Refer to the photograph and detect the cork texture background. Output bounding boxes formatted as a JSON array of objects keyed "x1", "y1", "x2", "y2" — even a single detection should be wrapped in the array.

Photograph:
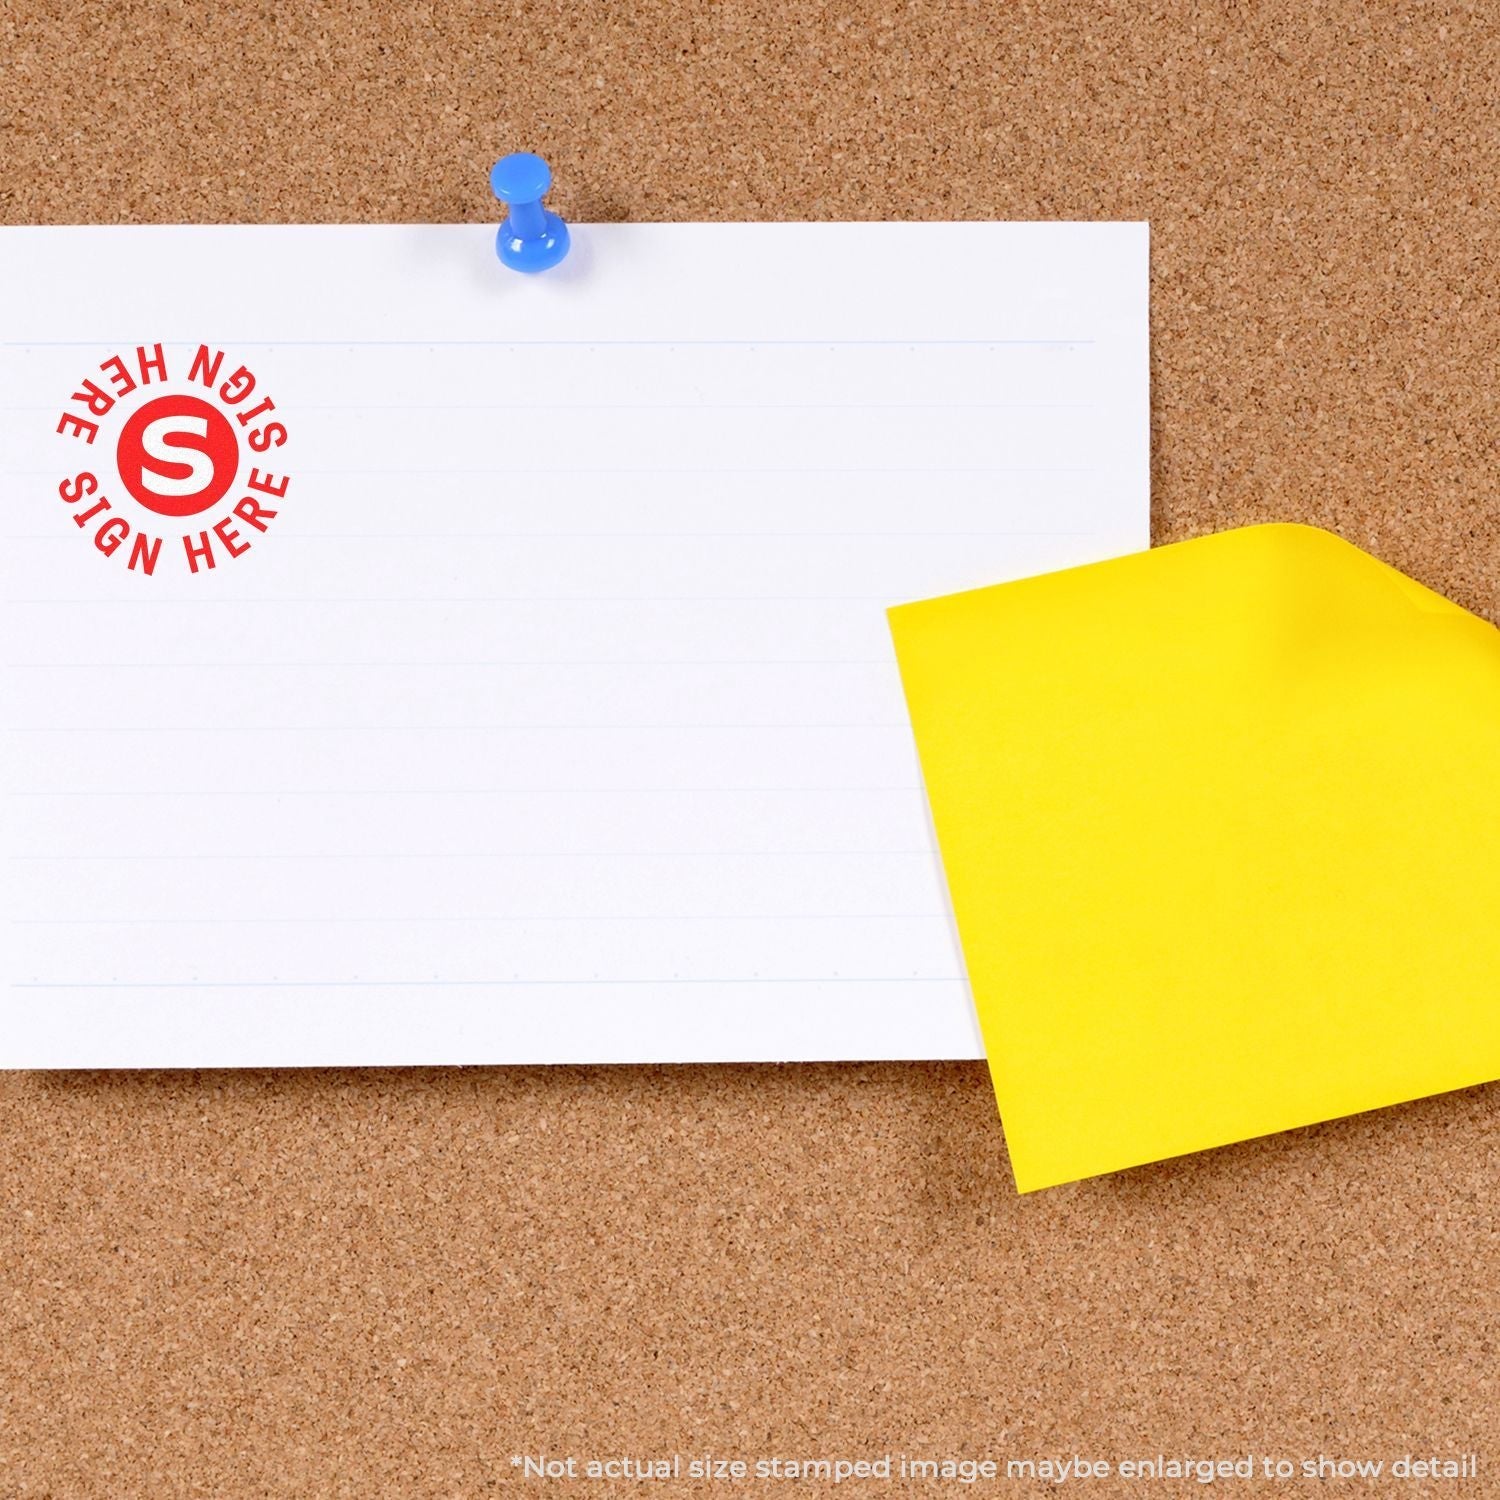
[{"x1": 2, "y1": 0, "x2": 1497, "y2": 1494}]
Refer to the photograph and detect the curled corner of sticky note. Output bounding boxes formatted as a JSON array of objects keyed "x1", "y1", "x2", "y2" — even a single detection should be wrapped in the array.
[{"x1": 889, "y1": 521, "x2": 1500, "y2": 1192}]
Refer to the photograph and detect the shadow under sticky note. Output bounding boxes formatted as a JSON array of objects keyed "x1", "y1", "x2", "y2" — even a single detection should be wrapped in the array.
[{"x1": 888, "y1": 523, "x2": 1500, "y2": 1192}]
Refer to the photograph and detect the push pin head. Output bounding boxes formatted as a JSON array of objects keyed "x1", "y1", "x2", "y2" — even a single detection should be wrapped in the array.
[{"x1": 490, "y1": 152, "x2": 570, "y2": 274}]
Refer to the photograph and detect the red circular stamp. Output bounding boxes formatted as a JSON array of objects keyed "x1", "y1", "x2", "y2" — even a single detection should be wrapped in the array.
[{"x1": 52, "y1": 343, "x2": 291, "y2": 577}]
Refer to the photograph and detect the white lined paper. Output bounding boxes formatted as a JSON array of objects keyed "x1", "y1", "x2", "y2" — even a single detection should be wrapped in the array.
[{"x1": 0, "y1": 222, "x2": 1148, "y2": 1065}]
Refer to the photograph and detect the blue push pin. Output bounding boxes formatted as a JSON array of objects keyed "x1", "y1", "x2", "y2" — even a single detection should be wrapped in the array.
[{"x1": 490, "y1": 152, "x2": 570, "y2": 273}]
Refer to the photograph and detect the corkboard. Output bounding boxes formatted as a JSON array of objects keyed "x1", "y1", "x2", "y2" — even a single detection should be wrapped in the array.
[{"x1": 2, "y1": 1, "x2": 1498, "y2": 1495}]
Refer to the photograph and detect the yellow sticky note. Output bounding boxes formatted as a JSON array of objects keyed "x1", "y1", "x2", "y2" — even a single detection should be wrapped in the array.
[{"x1": 888, "y1": 524, "x2": 1500, "y2": 1191}]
